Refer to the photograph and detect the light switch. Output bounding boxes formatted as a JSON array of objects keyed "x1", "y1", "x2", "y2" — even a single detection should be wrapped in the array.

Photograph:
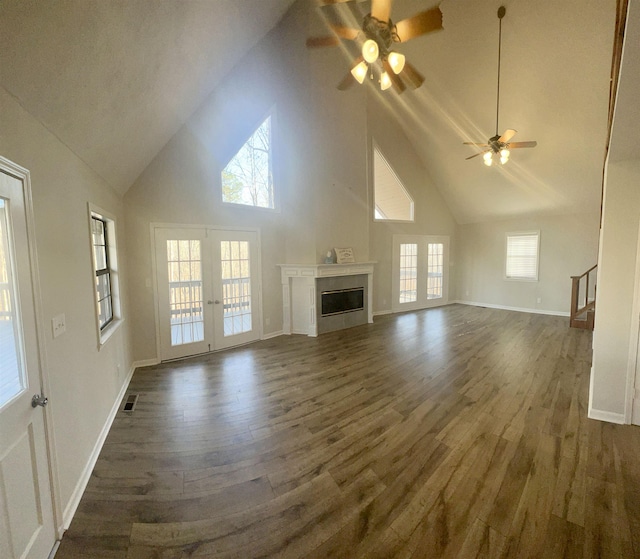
[{"x1": 52, "y1": 313, "x2": 66, "y2": 338}]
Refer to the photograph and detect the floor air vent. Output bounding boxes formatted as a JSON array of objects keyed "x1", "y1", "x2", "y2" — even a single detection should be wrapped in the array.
[{"x1": 122, "y1": 394, "x2": 139, "y2": 412}]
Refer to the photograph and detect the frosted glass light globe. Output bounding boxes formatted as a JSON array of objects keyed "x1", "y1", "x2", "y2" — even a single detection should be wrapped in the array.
[{"x1": 362, "y1": 39, "x2": 379, "y2": 63}]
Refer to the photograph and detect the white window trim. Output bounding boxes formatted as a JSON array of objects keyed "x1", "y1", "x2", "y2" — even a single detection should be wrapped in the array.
[
  {"x1": 88, "y1": 203, "x2": 123, "y2": 348},
  {"x1": 372, "y1": 141, "x2": 414, "y2": 223},
  {"x1": 505, "y1": 231, "x2": 540, "y2": 282},
  {"x1": 221, "y1": 108, "x2": 279, "y2": 212}
]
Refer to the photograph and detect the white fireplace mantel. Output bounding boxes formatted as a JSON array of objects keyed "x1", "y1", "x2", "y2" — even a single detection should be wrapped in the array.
[{"x1": 278, "y1": 262, "x2": 376, "y2": 336}]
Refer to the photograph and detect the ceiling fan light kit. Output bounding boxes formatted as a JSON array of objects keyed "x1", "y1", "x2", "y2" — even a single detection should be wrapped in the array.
[
  {"x1": 307, "y1": 0, "x2": 443, "y2": 93},
  {"x1": 351, "y1": 59, "x2": 368, "y2": 83},
  {"x1": 464, "y1": 6, "x2": 537, "y2": 165},
  {"x1": 387, "y1": 51, "x2": 405, "y2": 74}
]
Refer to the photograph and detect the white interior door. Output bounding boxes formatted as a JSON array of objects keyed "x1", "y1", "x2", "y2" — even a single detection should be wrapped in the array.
[
  {"x1": 0, "y1": 168, "x2": 56, "y2": 559},
  {"x1": 392, "y1": 234, "x2": 449, "y2": 313},
  {"x1": 155, "y1": 227, "x2": 261, "y2": 360}
]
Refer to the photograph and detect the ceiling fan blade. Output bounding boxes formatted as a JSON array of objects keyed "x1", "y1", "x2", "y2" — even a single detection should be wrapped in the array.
[
  {"x1": 498, "y1": 129, "x2": 517, "y2": 143},
  {"x1": 337, "y1": 71, "x2": 357, "y2": 90},
  {"x1": 463, "y1": 142, "x2": 489, "y2": 147},
  {"x1": 306, "y1": 36, "x2": 342, "y2": 48},
  {"x1": 398, "y1": 61, "x2": 424, "y2": 88},
  {"x1": 319, "y1": 0, "x2": 354, "y2": 4},
  {"x1": 383, "y1": 59, "x2": 406, "y2": 93},
  {"x1": 508, "y1": 141, "x2": 538, "y2": 148},
  {"x1": 371, "y1": 0, "x2": 392, "y2": 22},
  {"x1": 338, "y1": 56, "x2": 365, "y2": 90},
  {"x1": 330, "y1": 25, "x2": 361, "y2": 40},
  {"x1": 466, "y1": 151, "x2": 488, "y2": 160},
  {"x1": 395, "y1": 7, "x2": 443, "y2": 42}
]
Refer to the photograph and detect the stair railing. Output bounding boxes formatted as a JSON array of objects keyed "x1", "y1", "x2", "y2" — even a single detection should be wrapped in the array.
[{"x1": 570, "y1": 265, "x2": 597, "y2": 329}]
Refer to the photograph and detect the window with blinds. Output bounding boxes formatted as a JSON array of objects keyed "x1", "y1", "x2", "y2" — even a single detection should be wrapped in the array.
[
  {"x1": 373, "y1": 144, "x2": 414, "y2": 221},
  {"x1": 505, "y1": 232, "x2": 539, "y2": 281}
]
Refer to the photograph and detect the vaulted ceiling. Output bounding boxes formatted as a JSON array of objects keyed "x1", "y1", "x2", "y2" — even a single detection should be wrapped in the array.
[
  {"x1": 1, "y1": 0, "x2": 621, "y2": 224},
  {"x1": 0, "y1": 0, "x2": 297, "y2": 195}
]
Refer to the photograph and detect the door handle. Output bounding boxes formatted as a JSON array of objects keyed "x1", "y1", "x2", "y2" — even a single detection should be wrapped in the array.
[
  {"x1": 31, "y1": 394, "x2": 48, "y2": 408},
  {"x1": 207, "y1": 300, "x2": 221, "y2": 305}
]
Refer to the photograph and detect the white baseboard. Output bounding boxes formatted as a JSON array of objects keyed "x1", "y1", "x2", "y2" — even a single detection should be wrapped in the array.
[
  {"x1": 587, "y1": 407, "x2": 626, "y2": 424},
  {"x1": 61, "y1": 363, "x2": 136, "y2": 528},
  {"x1": 132, "y1": 357, "x2": 160, "y2": 369},
  {"x1": 455, "y1": 300, "x2": 570, "y2": 317},
  {"x1": 373, "y1": 309, "x2": 392, "y2": 317},
  {"x1": 262, "y1": 330, "x2": 283, "y2": 340}
]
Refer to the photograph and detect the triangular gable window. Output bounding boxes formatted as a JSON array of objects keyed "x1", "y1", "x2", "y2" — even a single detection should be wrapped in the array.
[
  {"x1": 222, "y1": 115, "x2": 274, "y2": 209},
  {"x1": 373, "y1": 144, "x2": 414, "y2": 221}
]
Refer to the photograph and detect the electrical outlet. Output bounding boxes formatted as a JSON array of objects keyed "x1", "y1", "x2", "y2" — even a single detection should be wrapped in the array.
[
  {"x1": 537, "y1": 297, "x2": 542, "y2": 304},
  {"x1": 52, "y1": 313, "x2": 66, "y2": 338},
  {"x1": 265, "y1": 317, "x2": 271, "y2": 326}
]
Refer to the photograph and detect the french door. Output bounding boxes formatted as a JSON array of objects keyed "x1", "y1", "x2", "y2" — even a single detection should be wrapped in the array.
[
  {"x1": 392, "y1": 235, "x2": 450, "y2": 313},
  {"x1": 155, "y1": 227, "x2": 261, "y2": 361},
  {"x1": 0, "y1": 165, "x2": 56, "y2": 558}
]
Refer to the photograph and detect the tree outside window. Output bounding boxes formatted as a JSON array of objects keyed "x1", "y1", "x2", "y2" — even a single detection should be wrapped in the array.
[{"x1": 222, "y1": 116, "x2": 274, "y2": 209}]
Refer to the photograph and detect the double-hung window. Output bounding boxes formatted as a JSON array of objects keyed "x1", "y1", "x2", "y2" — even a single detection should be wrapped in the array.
[
  {"x1": 89, "y1": 205, "x2": 121, "y2": 345},
  {"x1": 505, "y1": 232, "x2": 540, "y2": 281},
  {"x1": 91, "y1": 216, "x2": 112, "y2": 329}
]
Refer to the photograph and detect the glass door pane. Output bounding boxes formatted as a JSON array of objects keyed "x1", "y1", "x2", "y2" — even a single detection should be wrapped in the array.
[
  {"x1": 427, "y1": 243, "x2": 444, "y2": 299},
  {"x1": 399, "y1": 243, "x2": 418, "y2": 303},
  {"x1": 220, "y1": 240, "x2": 252, "y2": 336},
  {"x1": 0, "y1": 198, "x2": 26, "y2": 408},
  {"x1": 167, "y1": 239, "x2": 204, "y2": 346}
]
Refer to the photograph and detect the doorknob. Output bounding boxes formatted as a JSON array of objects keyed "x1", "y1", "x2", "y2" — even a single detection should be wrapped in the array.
[{"x1": 31, "y1": 394, "x2": 48, "y2": 408}]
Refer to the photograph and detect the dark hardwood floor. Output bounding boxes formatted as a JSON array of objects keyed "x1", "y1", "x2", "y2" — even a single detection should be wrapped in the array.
[{"x1": 56, "y1": 304, "x2": 640, "y2": 558}]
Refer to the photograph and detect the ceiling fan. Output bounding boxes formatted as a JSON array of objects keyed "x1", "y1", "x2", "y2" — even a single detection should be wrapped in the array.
[
  {"x1": 464, "y1": 6, "x2": 537, "y2": 165},
  {"x1": 306, "y1": 0, "x2": 443, "y2": 93}
]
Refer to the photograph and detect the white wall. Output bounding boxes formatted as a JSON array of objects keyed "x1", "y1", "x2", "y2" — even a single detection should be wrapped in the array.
[
  {"x1": 591, "y1": 159, "x2": 640, "y2": 421},
  {"x1": 456, "y1": 214, "x2": 600, "y2": 314},
  {"x1": 0, "y1": 87, "x2": 133, "y2": 529},
  {"x1": 124, "y1": 0, "x2": 458, "y2": 361},
  {"x1": 367, "y1": 94, "x2": 458, "y2": 313}
]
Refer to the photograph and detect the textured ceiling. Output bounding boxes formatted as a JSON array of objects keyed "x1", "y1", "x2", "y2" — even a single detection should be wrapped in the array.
[
  {"x1": 0, "y1": 0, "x2": 621, "y2": 223},
  {"x1": 0, "y1": 0, "x2": 297, "y2": 195},
  {"x1": 358, "y1": 0, "x2": 616, "y2": 223}
]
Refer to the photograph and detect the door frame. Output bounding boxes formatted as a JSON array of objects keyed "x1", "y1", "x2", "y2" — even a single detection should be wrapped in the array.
[
  {"x1": 391, "y1": 234, "x2": 450, "y2": 314},
  {"x1": 150, "y1": 223, "x2": 263, "y2": 361},
  {"x1": 0, "y1": 156, "x2": 62, "y2": 540}
]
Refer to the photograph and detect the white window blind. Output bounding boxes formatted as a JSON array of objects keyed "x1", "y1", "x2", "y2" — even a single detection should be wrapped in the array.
[
  {"x1": 373, "y1": 145, "x2": 414, "y2": 221},
  {"x1": 506, "y1": 232, "x2": 539, "y2": 280}
]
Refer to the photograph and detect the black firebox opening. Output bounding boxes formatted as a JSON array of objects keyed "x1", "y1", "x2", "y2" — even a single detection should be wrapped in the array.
[{"x1": 321, "y1": 287, "x2": 364, "y2": 316}]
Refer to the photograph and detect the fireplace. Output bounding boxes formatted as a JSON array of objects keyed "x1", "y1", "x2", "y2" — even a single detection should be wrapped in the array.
[
  {"x1": 321, "y1": 287, "x2": 364, "y2": 316},
  {"x1": 278, "y1": 262, "x2": 375, "y2": 336}
]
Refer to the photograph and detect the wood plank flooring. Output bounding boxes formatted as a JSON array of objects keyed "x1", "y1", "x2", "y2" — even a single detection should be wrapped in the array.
[{"x1": 55, "y1": 304, "x2": 640, "y2": 558}]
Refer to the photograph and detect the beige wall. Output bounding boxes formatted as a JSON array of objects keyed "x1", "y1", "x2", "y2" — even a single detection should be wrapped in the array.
[
  {"x1": 591, "y1": 159, "x2": 640, "y2": 421},
  {"x1": 456, "y1": 214, "x2": 600, "y2": 314},
  {"x1": 367, "y1": 94, "x2": 458, "y2": 312},
  {"x1": 125, "y1": 0, "x2": 458, "y2": 361},
  {"x1": 0, "y1": 87, "x2": 132, "y2": 527}
]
